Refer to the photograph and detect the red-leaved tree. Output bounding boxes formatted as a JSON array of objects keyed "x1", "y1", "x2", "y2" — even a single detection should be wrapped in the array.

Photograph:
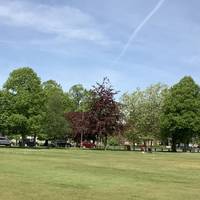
[
  {"x1": 66, "y1": 78, "x2": 123, "y2": 148},
  {"x1": 65, "y1": 112, "x2": 96, "y2": 145},
  {"x1": 89, "y1": 78, "x2": 123, "y2": 148}
]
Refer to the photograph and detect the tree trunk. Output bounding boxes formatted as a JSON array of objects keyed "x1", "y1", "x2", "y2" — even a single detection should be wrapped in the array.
[
  {"x1": 144, "y1": 140, "x2": 147, "y2": 152},
  {"x1": 80, "y1": 132, "x2": 83, "y2": 148},
  {"x1": 183, "y1": 143, "x2": 186, "y2": 152},
  {"x1": 21, "y1": 134, "x2": 26, "y2": 147},
  {"x1": 103, "y1": 135, "x2": 108, "y2": 150},
  {"x1": 44, "y1": 139, "x2": 49, "y2": 146},
  {"x1": 33, "y1": 134, "x2": 37, "y2": 146},
  {"x1": 132, "y1": 140, "x2": 135, "y2": 151},
  {"x1": 183, "y1": 141, "x2": 189, "y2": 152},
  {"x1": 16, "y1": 139, "x2": 18, "y2": 146},
  {"x1": 171, "y1": 138, "x2": 177, "y2": 152}
]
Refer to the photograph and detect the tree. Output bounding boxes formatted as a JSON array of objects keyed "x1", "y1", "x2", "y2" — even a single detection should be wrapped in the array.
[
  {"x1": 42, "y1": 80, "x2": 72, "y2": 111},
  {"x1": 121, "y1": 84, "x2": 167, "y2": 150},
  {"x1": 2, "y1": 67, "x2": 44, "y2": 145},
  {"x1": 68, "y1": 84, "x2": 90, "y2": 112},
  {"x1": 0, "y1": 90, "x2": 11, "y2": 135},
  {"x1": 89, "y1": 78, "x2": 123, "y2": 148},
  {"x1": 65, "y1": 84, "x2": 91, "y2": 145},
  {"x1": 65, "y1": 112, "x2": 91, "y2": 146},
  {"x1": 42, "y1": 80, "x2": 70, "y2": 142},
  {"x1": 42, "y1": 91, "x2": 69, "y2": 140},
  {"x1": 160, "y1": 76, "x2": 200, "y2": 152},
  {"x1": 42, "y1": 80, "x2": 62, "y2": 95}
]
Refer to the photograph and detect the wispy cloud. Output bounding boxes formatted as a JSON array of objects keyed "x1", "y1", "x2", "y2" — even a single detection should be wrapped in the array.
[
  {"x1": 0, "y1": 1, "x2": 108, "y2": 45},
  {"x1": 112, "y1": 0, "x2": 166, "y2": 66}
]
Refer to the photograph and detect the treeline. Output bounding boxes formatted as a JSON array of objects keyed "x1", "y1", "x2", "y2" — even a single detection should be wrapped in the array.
[
  {"x1": 0, "y1": 67, "x2": 200, "y2": 152},
  {"x1": 0, "y1": 68, "x2": 121, "y2": 148},
  {"x1": 121, "y1": 77, "x2": 200, "y2": 152}
]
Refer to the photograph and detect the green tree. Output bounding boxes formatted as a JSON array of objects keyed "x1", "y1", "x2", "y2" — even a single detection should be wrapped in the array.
[
  {"x1": 42, "y1": 80, "x2": 62, "y2": 95},
  {"x1": 43, "y1": 80, "x2": 75, "y2": 113},
  {"x1": 160, "y1": 76, "x2": 200, "y2": 152},
  {"x1": 42, "y1": 90, "x2": 69, "y2": 140},
  {"x1": 2, "y1": 67, "x2": 44, "y2": 144},
  {"x1": 42, "y1": 80, "x2": 70, "y2": 141},
  {"x1": 68, "y1": 84, "x2": 90, "y2": 112},
  {"x1": 0, "y1": 90, "x2": 11, "y2": 135},
  {"x1": 121, "y1": 83, "x2": 167, "y2": 150}
]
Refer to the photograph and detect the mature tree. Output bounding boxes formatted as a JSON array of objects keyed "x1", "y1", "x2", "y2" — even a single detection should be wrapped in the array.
[
  {"x1": 43, "y1": 80, "x2": 62, "y2": 95},
  {"x1": 68, "y1": 84, "x2": 90, "y2": 112},
  {"x1": 65, "y1": 112, "x2": 91, "y2": 145},
  {"x1": 121, "y1": 83, "x2": 167, "y2": 150},
  {"x1": 42, "y1": 80, "x2": 70, "y2": 142},
  {"x1": 66, "y1": 84, "x2": 92, "y2": 145},
  {"x1": 42, "y1": 91, "x2": 69, "y2": 141},
  {"x1": 0, "y1": 90, "x2": 11, "y2": 135},
  {"x1": 1, "y1": 67, "x2": 44, "y2": 145},
  {"x1": 89, "y1": 78, "x2": 123, "y2": 148},
  {"x1": 160, "y1": 76, "x2": 200, "y2": 152},
  {"x1": 121, "y1": 89, "x2": 143, "y2": 147}
]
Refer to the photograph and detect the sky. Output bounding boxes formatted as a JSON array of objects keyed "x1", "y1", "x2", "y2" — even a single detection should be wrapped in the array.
[{"x1": 0, "y1": 0, "x2": 200, "y2": 95}]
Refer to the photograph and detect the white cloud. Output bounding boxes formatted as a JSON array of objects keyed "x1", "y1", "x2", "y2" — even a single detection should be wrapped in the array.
[{"x1": 0, "y1": 1, "x2": 108, "y2": 44}]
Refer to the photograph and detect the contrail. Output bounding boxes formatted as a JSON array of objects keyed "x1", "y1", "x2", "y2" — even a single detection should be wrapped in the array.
[{"x1": 112, "y1": 0, "x2": 166, "y2": 66}]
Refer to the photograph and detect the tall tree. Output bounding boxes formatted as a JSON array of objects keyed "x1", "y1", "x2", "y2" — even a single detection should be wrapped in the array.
[
  {"x1": 2, "y1": 67, "x2": 44, "y2": 144},
  {"x1": 42, "y1": 80, "x2": 70, "y2": 141},
  {"x1": 89, "y1": 78, "x2": 123, "y2": 148},
  {"x1": 121, "y1": 84, "x2": 167, "y2": 149},
  {"x1": 65, "y1": 84, "x2": 91, "y2": 144},
  {"x1": 0, "y1": 90, "x2": 11, "y2": 135},
  {"x1": 160, "y1": 76, "x2": 200, "y2": 152},
  {"x1": 68, "y1": 84, "x2": 90, "y2": 112},
  {"x1": 42, "y1": 91, "x2": 69, "y2": 140}
]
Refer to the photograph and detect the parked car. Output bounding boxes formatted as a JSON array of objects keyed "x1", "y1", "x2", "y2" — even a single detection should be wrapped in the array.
[
  {"x1": 50, "y1": 140, "x2": 72, "y2": 148},
  {"x1": 0, "y1": 137, "x2": 11, "y2": 146},
  {"x1": 82, "y1": 141, "x2": 96, "y2": 149},
  {"x1": 25, "y1": 139, "x2": 39, "y2": 147},
  {"x1": 18, "y1": 139, "x2": 38, "y2": 147}
]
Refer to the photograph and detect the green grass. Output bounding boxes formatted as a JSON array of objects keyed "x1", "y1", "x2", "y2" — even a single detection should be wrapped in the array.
[{"x1": 0, "y1": 148, "x2": 200, "y2": 200}]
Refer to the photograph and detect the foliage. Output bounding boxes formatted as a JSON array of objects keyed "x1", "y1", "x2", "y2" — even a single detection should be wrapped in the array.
[
  {"x1": 68, "y1": 84, "x2": 91, "y2": 112},
  {"x1": 160, "y1": 76, "x2": 200, "y2": 151},
  {"x1": 108, "y1": 136, "x2": 119, "y2": 146},
  {"x1": 1, "y1": 67, "x2": 200, "y2": 149},
  {"x1": 65, "y1": 112, "x2": 91, "y2": 143},
  {"x1": 66, "y1": 78, "x2": 123, "y2": 147},
  {"x1": 89, "y1": 78, "x2": 123, "y2": 147},
  {"x1": 42, "y1": 81, "x2": 70, "y2": 140},
  {"x1": 0, "y1": 90, "x2": 11, "y2": 135},
  {"x1": 1, "y1": 67, "x2": 44, "y2": 142},
  {"x1": 121, "y1": 83, "x2": 167, "y2": 146}
]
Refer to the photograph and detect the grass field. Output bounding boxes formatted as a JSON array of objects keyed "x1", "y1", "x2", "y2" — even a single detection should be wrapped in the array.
[{"x1": 0, "y1": 148, "x2": 200, "y2": 200}]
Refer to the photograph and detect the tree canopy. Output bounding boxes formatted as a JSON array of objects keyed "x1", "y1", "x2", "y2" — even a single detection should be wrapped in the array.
[
  {"x1": 1, "y1": 67, "x2": 44, "y2": 144},
  {"x1": 89, "y1": 78, "x2": 123, "y2": 147},
  {"x1": 68, "y1": 84, "x2": 91, "y2": 112},
  {"x1": 41, "y1": 80, "x2": 71, "y2": 140},
  {"x1": 160, "y1": 76, "x2": 200, "y2": 151},
  {"x1": 121, "y1": 83, "x2": 167, "y2": 149},
  {"x1": 1, "y1": 67, "x2": 200, "y2": 151}
]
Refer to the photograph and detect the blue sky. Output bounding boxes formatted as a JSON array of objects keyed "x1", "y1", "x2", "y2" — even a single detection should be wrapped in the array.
[{"x1": 0, "y1": 0, "x2": 200, "y2": 95}]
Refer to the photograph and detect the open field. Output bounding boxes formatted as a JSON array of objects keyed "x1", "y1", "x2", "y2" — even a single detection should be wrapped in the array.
[{"x1": 0, "y1": 148, "x2": 200, "y2": 200}]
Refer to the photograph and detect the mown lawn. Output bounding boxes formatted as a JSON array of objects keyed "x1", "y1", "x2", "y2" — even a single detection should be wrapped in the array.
[{"x1": 0, "y1": 148, "x2": 200, "y2": 200}]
